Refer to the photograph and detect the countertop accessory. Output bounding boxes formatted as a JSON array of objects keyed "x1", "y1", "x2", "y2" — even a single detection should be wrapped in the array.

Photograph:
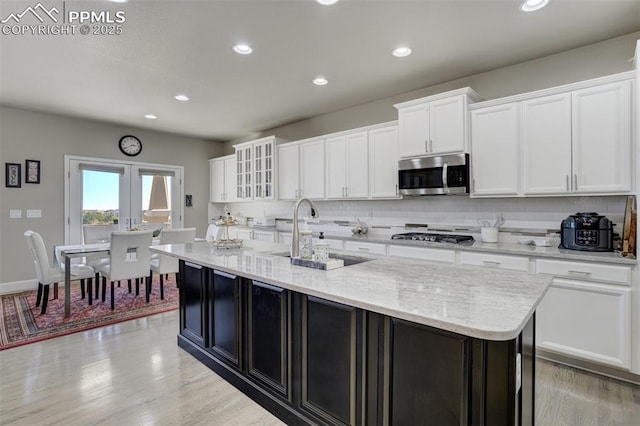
[
  {"x1": 314, "y1": 231, "x2": 329, "y2": 262},
  {"x1": 291, "y1": 198, "x2": 319, "y2": 258},
  {"x1": 290, "y1": 257, "x2": 344, "y2": 270},
  {"x1": 622, "y1": 196, "x2": 636, "y2": 258},
  {"x1": 351, "y1": 218, "x2": 369, "y2": 235},
  {"x1": 481, "y1": 227, "x2": 499, "y2": 243},
  {"x1": 560, "y1": 212, "x2": 614, "y2": 252},
  {"x1": 390, "y1": 232, "x2": 474, "y2": 244}
]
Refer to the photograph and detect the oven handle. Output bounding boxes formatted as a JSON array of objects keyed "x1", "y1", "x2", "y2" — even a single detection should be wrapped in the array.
[{"x1": 442, "y1": 162, "x2": 449, "y2": 192}]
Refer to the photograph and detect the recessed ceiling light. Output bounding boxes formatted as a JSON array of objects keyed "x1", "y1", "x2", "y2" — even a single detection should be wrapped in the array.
[
  {"x1": 316, "y1": 0, "x2": 340, "y2": 5},
  {"x1": 313, "y1": 77, "x2": 328, "y2": 86},
  {"x1": 145, "y1": 114, "x2": 157, "y2": 120},
  {"x1": 392, "y1": 47, "x2": 412, "y2": 57},
  {"x1": 521, "y1": 0, "x2": 549, "y2": 12},
  {"x1": 233, "y1": 44, "x2": 253, "y2": 55},
  {"x1": 174, "y1": 94, "x2": 189, "y2": 101}
]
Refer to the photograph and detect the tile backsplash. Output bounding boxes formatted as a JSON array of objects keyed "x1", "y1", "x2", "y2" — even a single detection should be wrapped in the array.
[{"x1": 209, "y1": 195, "x2": 628, "y2": 232}]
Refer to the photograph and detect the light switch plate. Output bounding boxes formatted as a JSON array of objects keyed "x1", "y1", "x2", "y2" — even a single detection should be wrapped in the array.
[
  {"x1": 26, "y1": 209, "x2": 42, "y2": 218},
  {"x1": 9, "y1": 209, "x2": 21, "y2": 219}
]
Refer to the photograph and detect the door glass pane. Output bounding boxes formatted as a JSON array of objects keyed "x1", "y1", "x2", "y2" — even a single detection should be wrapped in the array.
[
  {"x1": 141, "y1": 175, "x2": 173, "y2": 228},
  {"x1": 82, "y1": 170, "x2": 120, "y2": 226}
]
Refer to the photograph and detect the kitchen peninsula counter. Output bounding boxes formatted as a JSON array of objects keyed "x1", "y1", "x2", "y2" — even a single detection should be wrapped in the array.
[{"x1": 152, "y1": 239, "x2": 550, "y2": 426}]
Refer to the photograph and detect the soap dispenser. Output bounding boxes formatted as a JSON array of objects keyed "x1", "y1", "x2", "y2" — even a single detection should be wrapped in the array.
[
  {"x1": 314, "y1": 231, "x2": 329, "y2": 262},
  {"x1": 299, "y1": 217, "x2": 313, "y2": 260}
]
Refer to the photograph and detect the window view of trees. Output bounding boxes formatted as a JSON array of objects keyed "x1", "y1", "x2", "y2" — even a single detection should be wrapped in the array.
[{"x1": 83, "y1": 210, "x2": 118, "y2": 225}]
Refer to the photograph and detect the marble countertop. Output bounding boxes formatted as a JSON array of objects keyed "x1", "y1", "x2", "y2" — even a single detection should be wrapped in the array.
[{"x1": 152, "y1": 239, "x2": 552, "y2": 341}]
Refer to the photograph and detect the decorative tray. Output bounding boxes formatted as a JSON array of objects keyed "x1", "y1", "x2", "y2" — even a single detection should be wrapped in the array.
[{"x1": 211, "y1": 239, "x2": 243, "y2": 249}]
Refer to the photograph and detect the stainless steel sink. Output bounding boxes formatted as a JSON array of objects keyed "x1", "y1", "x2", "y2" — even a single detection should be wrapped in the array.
[{"x1": 271, "y1": 252, "x2": 372, "y2": 267}]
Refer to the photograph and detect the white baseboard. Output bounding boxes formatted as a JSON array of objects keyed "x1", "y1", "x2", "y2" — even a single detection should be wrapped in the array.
[{"x1": 0, "y1": 279, "x2": 37, "y2": 295}]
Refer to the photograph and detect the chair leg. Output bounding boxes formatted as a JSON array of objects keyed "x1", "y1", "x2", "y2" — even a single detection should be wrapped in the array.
[
  {"x1": 128, "y1": 279, "x2": 132, "y2": 293},
  {"x1": 102, "y1": 277, "x2": 107, "y2": 302},
  {"x1": 95, "y1": 273, "x2": 100, "y2": 298},
  {"x1": 36, "y1": 283, "x2": 43, "y2": 307},
  {"x1": 80, "y1": 279, "x2": 86, "y2": 299},
  {"x1": 175, "y1": 272, "x2": 180, "y2": 288},
  {"x1": 88, "y1": 278, "x2": 93, "y2": 306},
  {"x1": 135, "y1": 278, "x2": 140, "y2": 296},
  {"x1": 110, "y1": 281, "x2": 115, "y2": 310},
  {"x1": 117, "y1": 280, "x2": 120, "y2": 288},
  {"x1": 160, "y1": 273, "x2": 164, "y2": 300},
  {"x1": 41, "y1": 284, "x2": 50, "y2": 315},
  {"x1": 53, "y1": 282, "x2": 59, "y2": 300},
  {"x1": 145, "y1": 273, "x2": 151, "y2": 303}
]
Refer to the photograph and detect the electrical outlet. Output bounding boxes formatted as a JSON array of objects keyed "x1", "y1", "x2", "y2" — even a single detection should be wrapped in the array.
[
  {"x1": 26, "y1": 209, "x2": 42, "y2": 218},
  {"x1": 9, "y1": 209, "x2": 21, "y2": 219}
]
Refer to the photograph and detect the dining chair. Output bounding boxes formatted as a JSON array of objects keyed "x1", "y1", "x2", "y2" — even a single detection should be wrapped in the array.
[
  {"x1": 83, "y1": 224, "x2": 119, "y2": 299},
  {"x1": 24, "y1": 230, "x2": 95, "y2": 315},
  {"x1": 150, "y1": 227, "x2": 196, "y2": 299},
  {"x1": 96, "y1": 230, "x2": 153, "y2": 309}
]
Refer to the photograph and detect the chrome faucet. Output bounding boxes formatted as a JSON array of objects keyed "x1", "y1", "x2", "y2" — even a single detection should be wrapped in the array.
[{"x1": 291, "y1": 198, "x2": 319, "y2": 258}]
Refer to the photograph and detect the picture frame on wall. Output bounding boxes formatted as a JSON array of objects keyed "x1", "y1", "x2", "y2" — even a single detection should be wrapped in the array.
[
  {"x1": 25, "y1": 159, "x2": 40, "y2": 184},
  {"x1": 5, "y1": 163, "x2": 21, "y2": 188}
]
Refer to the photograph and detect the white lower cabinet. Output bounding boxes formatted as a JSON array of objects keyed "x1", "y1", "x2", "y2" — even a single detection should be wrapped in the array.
[
  {"x1": 535, "y1": 259, "x2": 632, "y2": 369},
  {"x1": 459, "y1": 252, "x2": 529, "y2": 272},
  {"x1": 388, "y1": 245, "x2": 455, "y2": 263},
  {"x1": 344, "y1": 241, "x2": 386, "y2": 256},
  {"x1": 278, "y1": 232, "x2": 292, "y2": 247},
  {"x1": 235, "y1": 228, "x2": 254, "y2": 240},
  {"x1": 253, "y1": 230, "x2": 276, "y2": 243}
]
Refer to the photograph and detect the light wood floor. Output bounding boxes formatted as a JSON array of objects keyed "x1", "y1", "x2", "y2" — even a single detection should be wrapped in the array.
[{"x1": 0, "y1": 311, "x2": 638, "y2": 425}]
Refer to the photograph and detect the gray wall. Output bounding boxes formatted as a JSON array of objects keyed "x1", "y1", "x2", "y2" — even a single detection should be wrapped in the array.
[
  {"x1": 0, "y1": 106, "x2": 223, "y2": 284},
  {"x1": 222, "y1": 31, "x2": 639, "y2": 150}
]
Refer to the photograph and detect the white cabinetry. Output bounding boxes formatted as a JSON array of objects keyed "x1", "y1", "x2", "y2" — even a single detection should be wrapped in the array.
[
  {"x1": 253, "y1": 229, "x2": 276, "y2": 243},
  {"x1": 209, "y1": 155, "x2": 237, "y2": 203},
  {"x1": 388, "y1": 245, "x2": 455, "y2": 263},
  {"x1": 277, "y1": 138, "x2": 325, "y2": 200},
  {"x1": 326, "y1": 131, "x2": 368, "y2": 199},
  {"x1": 233, "y1": 136, "x2": 285, "y2": 201},
  {"x1": 535, "y1": 259, "x2": 632, "y2": 369},
  {"x1": 369, "y1": 125, "x2": 400, "y2": 198},
  {"x1": 459, "y1": 252, "x2": 529, "y2": 272},
  {"x1": 470, "y1": 103, "x2": 520, "y2": 196},
  {"x1": 395, "y1": 88, "x2": 480, "y2": 158},
  {"x1": 344, "y1": 241, "x2": 386, "y2": 256}
]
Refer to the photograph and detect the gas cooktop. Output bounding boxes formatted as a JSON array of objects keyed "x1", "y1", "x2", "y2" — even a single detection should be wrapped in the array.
[{"x1": 391, "y1": 232, "x2": 475, "y2": 244}]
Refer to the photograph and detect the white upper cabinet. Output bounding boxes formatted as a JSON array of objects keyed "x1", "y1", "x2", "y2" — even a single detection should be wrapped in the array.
[
  {"x1": 326, "y1": 131, "x2": 368, "y2": 199},
  {"x1": 233, "y1": 136, "x2": 285, "y2": 201},
  {"x1": 522, "y1": 93, "x2": 572, "y2": 195},
  {"x1": 209, "y1": 155, "x2": 237, "y2": 203},
  {"x1": 470, "y1": 103, "x2": 520, "y2": 196},
  {"x1": 395, "y1": 88, "x2": 480, "y2": 158},
  {"x1": 278, "y1": 138, "x2": 325, "y2": 200},
  {"x1": 572, "y1": 80, "x2": 632, "y2": 194},
  {"x1": 369, "y1": 125, "x2": 400, "y2": 199}
]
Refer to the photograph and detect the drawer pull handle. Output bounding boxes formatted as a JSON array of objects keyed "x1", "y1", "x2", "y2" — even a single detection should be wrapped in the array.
[
  {"x1": 358, "y1": 247, "x2": 370, "y2": 251},
  {"x1": 483, "y1": 260, "x2": 501, "y2": 266},
  {"x1": 568, "y1": 270, "x2": 591, "y2": 276}
]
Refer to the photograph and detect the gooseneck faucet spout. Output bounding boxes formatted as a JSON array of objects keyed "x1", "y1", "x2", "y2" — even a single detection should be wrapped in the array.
[{"x1": 291, "y1": 198, "x2": 319, "y2": 258}]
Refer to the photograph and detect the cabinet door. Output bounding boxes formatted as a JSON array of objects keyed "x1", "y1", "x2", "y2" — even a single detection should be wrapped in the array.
[
  {"x1": 278, "y1": 144, "x2": 300, "y2": 200},
  {"x1": 572, "y1": 80, "x2": 632, "y2": 193},
  {"x1": 247, "y1": 281, "x2": 290, "y2": 399},
  {"x1": 208, "y1": 270, "x2": 242, "y2": 369},
  {"x1": 253, "y1": 230, "x2": 275, "y2": 243},
  {"x1": 278, "y1": 232, "x2": 292, "y2": 247},
  {"x1": 300, "y1": 139, "x2": 325, "y2": 199},
  {"x1": 209, "y1": 159, "x2": 225, "y2": 203},
  {"x1": 325, "y1": 136, "x2": 348, "y2": 198},
  {"x1": 300, "y1": 296, "x2": 358, "y2": 425},
  {"x1": 536, "y1": 278, "x2": 631, "y2": 369},
  {"x1": 179, "y1": 261, "x2": 207, "y2": 347},
  {"x1": 345, "y1": 131, "x2": 369, "y2": 198},
  {"x1": 470, "y1": 103, "x2": 520, "y2": 196},
  {"x1": 254, "y1": 142, "x2": 265, "y2": 200},
  {"x1": 223, "y1": 155, "x2": 238, "y2": 202},
  {"x1": 236, "y1": 145, "x2": 253, "y2": 200},
  {"x1": 522, "y1": 94, "x2": 572, "y2": 195},
  {"x1": 430, "y1": 95, "x2": 466, "y2": 154},
  {"x1": 369, "y1": 125, "x2": 400, "y2": 198},
  {"x1": 398, "y1": 103, "x2": 429, "y2": 158},
  {"x1": 253, "y1": 140, "x2": 276, "y2": 200},
  {"x1": 385, "y1": 318, "x2": 469, "y2": 425}
]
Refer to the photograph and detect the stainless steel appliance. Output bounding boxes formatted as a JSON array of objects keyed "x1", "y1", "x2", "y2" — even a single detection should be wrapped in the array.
[
  {"x1": 398, "y1": 153, "x2": 470, "y2": 196},
  {"x1": 560, "y1": 212, "x2": 614, "y2": 252},
  {"x1": 391, "y1": 232, "x2": 474, "y2": 244}
]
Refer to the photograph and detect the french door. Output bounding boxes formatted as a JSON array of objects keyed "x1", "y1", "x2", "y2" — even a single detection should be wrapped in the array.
[{"x1": 65, "y1": 156, "x2": 184, "y2": 244}]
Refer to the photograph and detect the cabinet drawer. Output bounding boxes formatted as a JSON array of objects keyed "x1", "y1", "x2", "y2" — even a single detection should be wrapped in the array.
[
  {"x1": 388, "y1": 245, "x2": 455, "y2": 264},
  {"x1": 459, "y1": 252, "x2": 529, "y2": 272},
  {"x1": 344, "y1": 241, "x2": 386, "y2": 256},
  {"x1": 536, "y1": 259, "x2": 631, "y2": 286}
]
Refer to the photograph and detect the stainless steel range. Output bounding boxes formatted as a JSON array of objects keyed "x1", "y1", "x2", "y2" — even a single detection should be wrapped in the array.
[{"x1": 391, "y1": 232, "x2": 474, "y2": 244}]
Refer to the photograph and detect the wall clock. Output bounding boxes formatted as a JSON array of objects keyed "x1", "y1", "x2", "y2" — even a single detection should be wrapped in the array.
[{"x1": 119, "y1": 135, "x2": 142, "y2": 156}]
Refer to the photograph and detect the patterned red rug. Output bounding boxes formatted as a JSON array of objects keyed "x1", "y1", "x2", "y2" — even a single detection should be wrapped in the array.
[{"x1": 0, "y1": 274, "x2": 178, "y2": 350}]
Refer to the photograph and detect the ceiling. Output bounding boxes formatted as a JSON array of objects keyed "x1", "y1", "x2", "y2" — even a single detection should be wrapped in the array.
[{"x1": 1, "y1": 0, "x2": 639, "y2": 142}]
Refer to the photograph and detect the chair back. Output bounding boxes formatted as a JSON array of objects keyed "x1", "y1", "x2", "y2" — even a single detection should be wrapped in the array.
[
  {"x1": 24, "y1": 230, "x2": 54, "y2": 284},
  {"x1": 83, "y1": 224, "x2": 119, "y2": 244},
  {"x1": 108, "y1": 231, "x2": 153, "y2": 282},
  {"x1": 156, "y1": 228, "x2": 196, "y2": 273}
]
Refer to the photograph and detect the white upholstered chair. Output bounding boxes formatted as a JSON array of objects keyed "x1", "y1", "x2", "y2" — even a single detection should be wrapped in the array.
[
  {"x1": 24, "y1": 230, "x2": 95, "y2": 314},
  {"x1": 83, "y1": 224, "x2": 119, "y2": 299},
  {"x1": 150, "y1": 227, "x2": 196, "y2": 299},
  {"x1": 96, "y1": 230, "x2": 153, "y2": 310}
]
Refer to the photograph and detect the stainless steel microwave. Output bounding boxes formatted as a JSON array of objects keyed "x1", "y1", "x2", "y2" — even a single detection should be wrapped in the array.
[{"x1": 398, "y1": 153, "x2": 470, "y2": 196}]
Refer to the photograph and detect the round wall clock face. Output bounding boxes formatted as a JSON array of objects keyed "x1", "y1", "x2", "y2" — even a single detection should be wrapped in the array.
[{"x1": 119, "y1": 135, "x2": 142, "y2": 156}]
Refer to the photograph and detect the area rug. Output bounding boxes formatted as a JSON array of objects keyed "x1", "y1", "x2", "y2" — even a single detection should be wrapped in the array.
[{"x1": 0, "y1": 274, "x2": 179, "y2": 350}]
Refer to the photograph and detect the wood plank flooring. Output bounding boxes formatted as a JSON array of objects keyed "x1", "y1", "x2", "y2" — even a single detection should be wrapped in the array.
[{"x1": 1, "y1": 311, "x2": 638, "y2": 425}]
